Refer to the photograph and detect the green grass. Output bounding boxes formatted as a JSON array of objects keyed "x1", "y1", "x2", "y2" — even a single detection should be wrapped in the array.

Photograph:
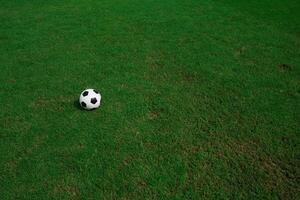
[{"x1": 0, "y1": 0, "x2": 299, "y2": 199}]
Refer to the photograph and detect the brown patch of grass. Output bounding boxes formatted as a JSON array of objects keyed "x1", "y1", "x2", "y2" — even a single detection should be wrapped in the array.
[
  {"x1": 118, "y1": 155, "x2": 136, "y2": 171},
  {"x1": 23, "y1": 135, "x2": 46, "y2": 156},
  {"x1": 177, "y1": 37, "x2": 194, "y2": 47},
  {"x1": 4, "y1": 134, "x2": 45, "y2": 177},
  {"x1": 1, "y1": 116, "x2": 31, "y2": 132},
  {"x1": 64, "y1": 185, "x2": 78, "y2": 198},
  {"x1": 123, "y1": 155, "x2": 133, "y2": 166},
  {"x1": 181, "y1": 71, "x2": 197, "y2": 83},
  {"x1": 68, "y1": 142, "x2": 85, "y2": 152},
  {"x1": 53, "y1": 184, "x2": 79, "y2": 199},
  {"x1": 137, "y1": 180, "x2": 147, "y2": 189},
  {"x1": 146, "y1": 50, "x2": 164, "y2": 70},
  {"x1": 146, "y1": 111, "x2": 159, "y2": 120},
  {"x1": 5, "y1": 159, "x2": 17, "y2": 174},
  {"x1": 7, "y1": 79, "x2": 16, "y2": 84},
  {"x1": 234, "y1": 46, "x2": 246, "y2": 57},
  {"x1": 30, "y1": 96, "x2": 72, "y2": 111},
  {"x1": 228, "y1": 139, "x2": 299, "y2": 199},
  {"x1": 184, "y1": 145, "x2": 203, "y2": 155}
]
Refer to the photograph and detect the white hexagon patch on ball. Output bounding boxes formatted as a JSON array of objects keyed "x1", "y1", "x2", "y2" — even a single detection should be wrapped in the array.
[{"x1": 79, "y1": 89, "x2": 101, "y2": 110}]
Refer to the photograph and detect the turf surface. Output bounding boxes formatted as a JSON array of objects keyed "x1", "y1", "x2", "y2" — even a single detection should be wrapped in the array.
[{"x1": 0, "y1": 0, "x2": 299, "y2": 199}]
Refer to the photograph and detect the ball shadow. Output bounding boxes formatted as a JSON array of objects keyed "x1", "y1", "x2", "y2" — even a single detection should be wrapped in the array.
[
  {"x1": 73, "y1": 100, "x2": 85, "y2": 111},
  {"x1": 73, "y1": 100, "x2": 98, "y2": 111}
]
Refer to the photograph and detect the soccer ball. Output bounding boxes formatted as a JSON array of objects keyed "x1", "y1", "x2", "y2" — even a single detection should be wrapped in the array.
[{"x1": 79, "y1": 89, "x2": 101, "y2": 110}]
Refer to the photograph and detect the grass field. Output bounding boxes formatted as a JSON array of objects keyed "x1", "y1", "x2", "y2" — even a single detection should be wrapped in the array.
[{"x1": 1, "y1": 0, "x2": 299, "y2": 199}]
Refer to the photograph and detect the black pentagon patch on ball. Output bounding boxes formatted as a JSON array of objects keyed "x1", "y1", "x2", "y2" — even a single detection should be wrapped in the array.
[
  {"x1": 93, "y1": 89, "x2": 99, "y2": 94},
  {"x1": 91, "y1": 97, "x2": 97, "y2": 104},
  {"x1": 81, "y1": 101, "x2": 87, "y2": 107},
  {"x1": 82, "y1": 91, "x2": 89, "y2": 97}
]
